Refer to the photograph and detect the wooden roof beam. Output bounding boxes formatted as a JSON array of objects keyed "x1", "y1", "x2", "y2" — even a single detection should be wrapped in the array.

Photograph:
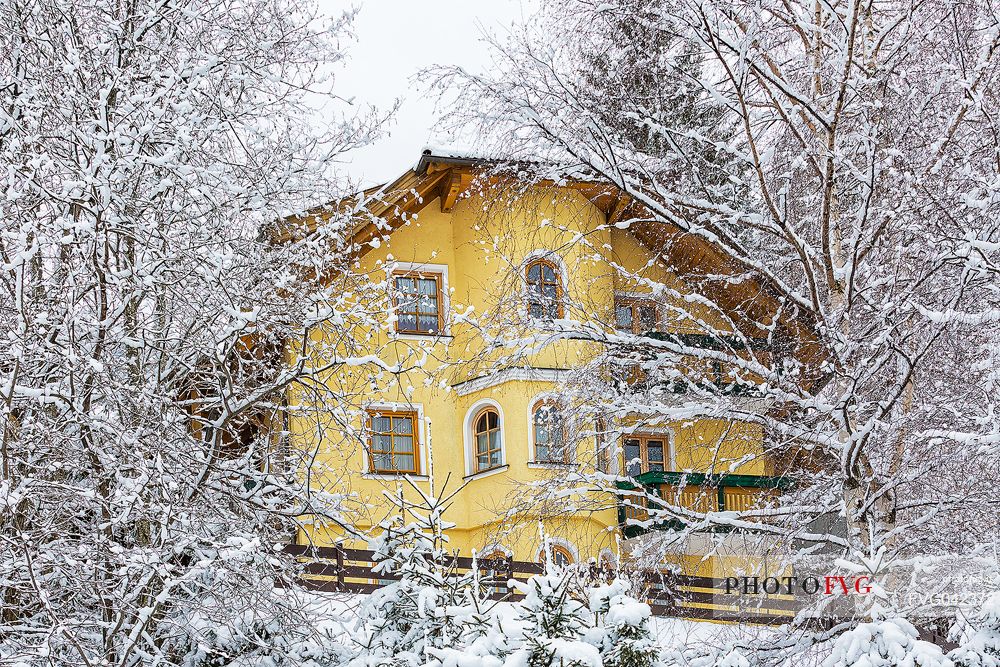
[{"x1": 439, "y1": 169, "x2": 471, "y2": 213}]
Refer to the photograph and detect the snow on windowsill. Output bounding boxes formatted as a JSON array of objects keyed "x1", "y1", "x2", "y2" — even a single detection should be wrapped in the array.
[
  {"x1": 362, "y1": 473, "x2": 430, "y2": 481},
  {"x1": 528, "y1": 461, "x2": 579, "y2": 469},
  {"x1": 390, "y1": 332, "x2": 453, "y2": 343},
  {"x1": 463, "y1": 464, "x2": 509, "y2": 482}
]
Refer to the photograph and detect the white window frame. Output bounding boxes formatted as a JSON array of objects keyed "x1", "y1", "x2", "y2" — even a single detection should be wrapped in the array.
[
  {"x1": 387, "y1": 261, "x2": 451, "y2": 339},
  {"x1": 463, "y1": 398, "x2": 506, "y2": 478},
  {"x1": 538, "y1": 537, "x2": 579, "y2": 565},
  {"x1": 521, "y1": 249, "x2": 569, "y2": 321},
  {"x1": 361, "y1": 402, "x2": 428, "y2": 478},
  {"x1": 526, "y1": 391, "x2": 576, "y2": 466}
]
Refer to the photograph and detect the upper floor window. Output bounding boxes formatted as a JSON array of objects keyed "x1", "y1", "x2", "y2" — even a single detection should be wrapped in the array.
[
  {"x1": 525, "y1": 259, "x2": 563, "y2": 319},
  {"x1": 532, "y1": 400, "x2": 570, "y2": 463},
  {"x1": 615, "y1": 297, "x2": 659, "y2": 334},
  {"x1": 394, "y1": 271, "x2": 443, "y2": 335},
  {"x1": 623, "y1": 435, "x2": 666, "y2": 477},
  {"x1": 367, "y1": 409, "x2": 419, "y2": 474},
  {"x1": 473, "y1": 408, "x2": 503, "y2": 473},
  {"x1": 595, "y1": 418, "x2": 611, "y2": 473}
]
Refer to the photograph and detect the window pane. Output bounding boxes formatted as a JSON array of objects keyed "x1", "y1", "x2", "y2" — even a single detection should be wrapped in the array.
[
  {"x1": 536, "y1": 444, "x2": 550, "y2": 461},
  {"x1": 393, "y1": 417, "x2": 413, "y2": 435},
  {"x1": 488, "y1": 411, "x2": 498, "y2": 429},
  {"x1": 394, "y1": 436, "x2": 413, "y2": 453},
  {"x1": 541, "y1": 265, "x2": 556, "y2": 282},
  {"x1": 373, "y1": 454, "x2": 392, "y2": 471},
  {"x1": 418, "y1": 296, "x2": 438, "y2": 315},
  {"x1": 477, "y1": 454, "x2": 491, "y2": 470},
  {"x1": 476, "y1": 433, "x2": 489, "y2": 455},
  {"x1": 395, "y1": 276, "x2": 415, "y2": 293},
  {"x1": 398, "y1": 314, "x2": 417, "y2": 331},
  {"x1": 624, "y1": 440, "x2": 641, "y2": 477},
  {"x1": 417, "y1": 278, "x2": 437, "y2": 295},
  {"x1": 395, "y1": 292, "x2": 416, "y2": 311},
  {"x1": 476, "y1": 413, "x2": 489, "y2": 433},
  {"x1": 647, "y1": 441, "x2": 664, "y2": 462},
  {"x1": 373, "y1": 416, "x2": 392, "y2": 433},
  {"x1": 648, "y1": 462, "x2": 664, "y2": 472},
  {"x1": 615, "y1": 305, "x2": 632, "y2": 330},
  {"x1": 489, "y1": 449, "x2": 501, "y2": 466},
  {"x1": 535, "y1": 424, "x2": 550, "y2": 445},
  {"x1": 527, "y1": 263, "x2": 540, "y2": 281},
  {"x1": 372, "y1": 434, "x2": 392, "y2": 453},
  {"x1": 393, "y1": 454, "x2": 414, "y2": 471},
  {"x1": 542, "y1": 284, "x2": 557, "y2": 298},
  {"x1": 639, "y1": 305, "x2": 656, "y2": 330},
  {"x1": 416, "y1": 315, "x2": 437, "y2": 332},
  {"x1": 489, "y1": 430, "x2": 500, "y2": 451},
  {"x1": 529, "y1": 302, "x2": 544, "y2": 318}
]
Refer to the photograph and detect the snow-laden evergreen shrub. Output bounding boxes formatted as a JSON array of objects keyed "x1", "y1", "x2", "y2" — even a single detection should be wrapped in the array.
[
  {"x1": 950, "y1": 593, "x2": 1000, "y2": 667},
  {"x1": 352, "y1": 507, "x2": 467, "y2": 667},
  {"x1": 823, "y1": 605, "x2": 951, "y2": 667},
  {"x1": 505, "y1": 571, "x2": 602, "y2": 667},
  {"x1": 586, "y1": 578, "x2": 660, "y2": 667}
]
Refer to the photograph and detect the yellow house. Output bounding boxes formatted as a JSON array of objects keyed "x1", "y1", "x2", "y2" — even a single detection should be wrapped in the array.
[{"x1": 278, "y1": 150, "x2": 821, "y2": 587}]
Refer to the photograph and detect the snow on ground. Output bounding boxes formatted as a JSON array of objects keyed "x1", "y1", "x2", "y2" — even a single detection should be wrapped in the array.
[{"x1": 300, "y1": 590, "x2": 771, "y2": 652}]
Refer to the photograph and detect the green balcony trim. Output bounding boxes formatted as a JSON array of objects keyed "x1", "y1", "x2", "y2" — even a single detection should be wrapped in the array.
[
  {"x1": 614, "y1": 471, "x2": 795, "y2": 537},
  {"x1": 618, "y1": 470, "x2": 795, "y2": 490},
  {"x1": 646, "y1": 331, "x2": 773, "y2": 352}
]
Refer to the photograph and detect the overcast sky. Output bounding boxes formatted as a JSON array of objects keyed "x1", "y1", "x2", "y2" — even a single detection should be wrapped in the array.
[{"x1": 319, "y1": 1, "x2": 536, "y2": 187}]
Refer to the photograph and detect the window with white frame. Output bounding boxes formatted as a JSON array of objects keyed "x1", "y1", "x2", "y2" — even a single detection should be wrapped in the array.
[
  {"x1": 366, "y1": 409, "x2": 420, "y2": 474},
  {"x1": 532, "y1": 400, "x2": 571, "y2": 463}
]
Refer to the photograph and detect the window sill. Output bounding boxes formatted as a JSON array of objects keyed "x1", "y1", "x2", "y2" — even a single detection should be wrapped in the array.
[
  {"x1": 362, "y1": 472, "x2": 429, "y2": 481},
  {"x1": 391, "y1": 332, "x2": 453, "y2": 342},
  {"x1": 528, "y1": 461, "x2": 578, "y2": 469},
  {"x1": 463, "y1": 464, "x2": 508, "y2": 482}
]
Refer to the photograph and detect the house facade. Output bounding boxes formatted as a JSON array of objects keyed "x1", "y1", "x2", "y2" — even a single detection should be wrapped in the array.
[{"x1": 282, "y1": 150, "x2": 815, "y2": 583}]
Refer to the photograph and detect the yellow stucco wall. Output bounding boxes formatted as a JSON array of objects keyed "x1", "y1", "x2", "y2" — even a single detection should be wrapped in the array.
[{"x1": 287, "y1": 183, "x2": 767, "y2": 569}]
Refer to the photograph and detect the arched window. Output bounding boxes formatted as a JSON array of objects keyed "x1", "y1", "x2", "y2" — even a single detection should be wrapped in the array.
[
  {"x1": 478, "y1": 550, "x2": 510, "y2": 597},
  {"x1": 525, "y1": 259, "x2": 563, "y2": 319},
  {"x1": 532, "y1": 400, "x2": 569, "y2": 463},
  {"x1": 539, "y1": 544, "x2": 574, "y2": 568},
  {"x1": 473, "y1": 408, "x2": 502, "y2": 472}
]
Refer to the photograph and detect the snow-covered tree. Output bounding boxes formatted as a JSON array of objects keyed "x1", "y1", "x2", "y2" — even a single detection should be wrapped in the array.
[
  {"x1": 507, "y1": 570, "x2": 602, "y2": 667},
  {"x1": 587, "y1": 578, "x2": 660, "y2": 667},
  {"x1": 432, "y1": 0, "x2": 1000, "y2": 628},
  {"x1": 950, "y1": 593, "x2": 1000, "y2": 667},
  {"x1": 0, "y1": 0, "x2": 390, "y2": 663},
  {"x1": 823, "y1": 606, "x2": 951, "y2": 667},
  {"x1": 353, "y1": 481, "x2": 476, "y2": 667}
]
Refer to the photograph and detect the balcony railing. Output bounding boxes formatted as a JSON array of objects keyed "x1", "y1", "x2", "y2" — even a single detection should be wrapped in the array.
[
  {"x1": 615, "y1": 332, "x2": 773, "y2": 397},
  {"x1": 616, "y1": 470, "x2": 794, "y2": 537}
]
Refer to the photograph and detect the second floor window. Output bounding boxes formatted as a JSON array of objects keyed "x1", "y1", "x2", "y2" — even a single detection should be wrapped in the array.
[
  {"x1": 525, "y1": 259, "x2": 563, "y2": 319},
  {"x1": 615, "y1": 298, "x2": 658, "y2": 334},
  {"x1": 368, "y1": 410, "x2": 419, "y2": 474},
  {"x1": 394, "y1": 272, "x2": 442, "y2": 335},
  {"x1": 474, "y1": 408, "x2": 503, "y2": 472},
  {"x1": 532, "y1": 401, "x2": 570, "y2": 463},
  {"x1": 623, "y1": 435, "x2": 666, "y2": 477}
]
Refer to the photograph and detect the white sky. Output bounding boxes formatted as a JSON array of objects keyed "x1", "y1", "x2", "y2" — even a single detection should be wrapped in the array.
[{"x1": 319, "y1": 0, "x2": 536, "y2": 187}]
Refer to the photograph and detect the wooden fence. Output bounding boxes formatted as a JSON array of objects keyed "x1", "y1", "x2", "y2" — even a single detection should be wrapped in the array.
[{"x1": 283, "y1": 544, "x2": 800, "y2": 625}]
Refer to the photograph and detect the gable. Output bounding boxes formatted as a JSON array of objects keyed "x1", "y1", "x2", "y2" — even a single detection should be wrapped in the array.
[{"x1": 274, "y1": 150, "x2": 827, "y2": 389}]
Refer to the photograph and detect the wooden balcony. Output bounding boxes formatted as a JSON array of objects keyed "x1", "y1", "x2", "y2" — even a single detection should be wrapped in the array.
[{"x1": 616, "y1": 470, "x2": 794, "y2": 538}]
